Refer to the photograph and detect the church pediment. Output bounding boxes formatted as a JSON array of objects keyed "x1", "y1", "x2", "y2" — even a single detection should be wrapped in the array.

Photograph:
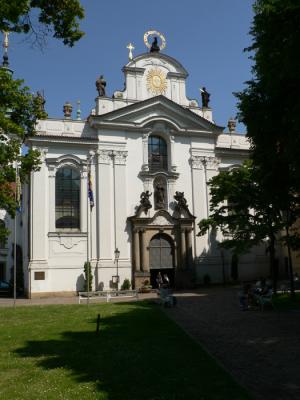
[
  {"x1": 128, "y1": 209, "x2": 178, "y2": 226},
  {"x1": 90, "y1": 96, "x2": 223, "y2": 135},
  {"x1": 149, "y1": 210, "x2": 175, "y2": 226},
  {"x1": 125, "y1": 52, "x2": 189, "y2": 78}
]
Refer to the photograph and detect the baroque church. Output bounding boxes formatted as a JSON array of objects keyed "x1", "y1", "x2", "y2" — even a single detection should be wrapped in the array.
[{"x1": 1, "y1": 31, "x2": 272, "y2": 297}]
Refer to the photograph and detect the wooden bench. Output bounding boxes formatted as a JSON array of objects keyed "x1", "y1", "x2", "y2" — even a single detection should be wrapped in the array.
[
  {"x1": 78, "y1": 290, "x2": 138, "y2": 304},
  {"x1": 257, "y1": 290, "x2": 274, "y2": 311},
  {"x1": 159, "y1": 287, "x2": 176, "y2": 307}
]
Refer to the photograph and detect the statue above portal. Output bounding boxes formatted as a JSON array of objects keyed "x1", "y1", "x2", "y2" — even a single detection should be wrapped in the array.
[
  {"x1": 154, "y1": 184, "x2": 165, "y2": 209},
  {"x1": 96, "y1": 75, "x2": 106, "y2": 97},
  {"x1": 136, "y1": 191, "x2": 152, "y2": 214},
  {"x1": 174, "y1": 191, "x2": 189, "y2": 212}
]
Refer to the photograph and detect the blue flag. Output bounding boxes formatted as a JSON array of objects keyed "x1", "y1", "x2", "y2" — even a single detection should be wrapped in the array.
[{"x1": 88, "y1": 171, "x2": 94, "y2": 209}]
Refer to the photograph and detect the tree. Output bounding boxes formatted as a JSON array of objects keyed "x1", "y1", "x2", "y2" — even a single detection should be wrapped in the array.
[
  {"x1": 0, "y1": 69, "x2": 44, "y2": 241},
  {"x1": 0, "y1": 0, "x2": 85, "y2": 243},
  {"x1": 236, "y1": 0, "x2": 300, "y2": 230},
  {"x1": 83, "y1": 262, "x2": 93, "y2": 292},
  {"x1": 0, "y1": 0, "x2": 84, "y2": 47},
  {"x1": 235, "y1": 0, "x2": 300, "y2": 296},
  {"x1": 198, "y1": 161, "x2": 285, "y2": 292}
]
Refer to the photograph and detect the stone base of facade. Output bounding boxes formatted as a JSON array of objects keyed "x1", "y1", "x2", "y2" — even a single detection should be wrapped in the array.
[
  {"x1": 134, "y1": 271, "x2": 150, "y2": 289},
  {"x1": 29, "y1": 291, "x2": 77, "y2": 299},
  {"x1": 175, "y1": 269, "x2": 196, "y2": 289}
]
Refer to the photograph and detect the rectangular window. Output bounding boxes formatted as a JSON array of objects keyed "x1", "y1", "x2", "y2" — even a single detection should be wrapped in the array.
[{"x1": 34, "y1": 271, "x2": 45, "y2": 280}]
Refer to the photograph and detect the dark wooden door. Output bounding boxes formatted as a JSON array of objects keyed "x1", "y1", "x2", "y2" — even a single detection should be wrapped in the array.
[{"x1": 149, "y1": 233, "x2": 173, "y2": 270}]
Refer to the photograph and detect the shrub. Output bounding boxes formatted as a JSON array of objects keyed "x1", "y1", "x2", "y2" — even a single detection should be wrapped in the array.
[
  {"x1": 84, "y1": 262, "x2": 93, "y2": 291},
  {"x1": 121, "y1": 278, "x2": 131, "y2": 290}
]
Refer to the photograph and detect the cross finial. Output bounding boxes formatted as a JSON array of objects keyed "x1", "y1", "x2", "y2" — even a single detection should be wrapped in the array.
[
  {"x1": 126, "y1": 43, "x2": 135, "y2": 60},
  {"x1": 3, "y1": 31, "x2": 9, "y2": 51},
  {"x1": 2, "y1": 31, "x2": 10, "y2": 67},
  {"x1": 76, "y1": 100, "x2": 81, "y2": 120}
]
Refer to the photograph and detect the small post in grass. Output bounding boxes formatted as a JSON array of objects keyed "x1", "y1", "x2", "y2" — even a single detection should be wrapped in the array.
[{"x1": 96, "y1": 313, "x2": 101, "y2": 333}]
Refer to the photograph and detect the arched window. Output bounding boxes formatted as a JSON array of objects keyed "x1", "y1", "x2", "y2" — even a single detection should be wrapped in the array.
[
  {"x1": 148, "y1": 135, "x2": 168, "y2": 171},
  {"x1": 55, "y1": 167, "x2": 80, "y2": 230}
]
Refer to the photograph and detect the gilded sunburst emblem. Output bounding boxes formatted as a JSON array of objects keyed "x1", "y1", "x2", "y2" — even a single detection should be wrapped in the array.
[{"x1": 146, "y1": 68, "x2": 167, "y2": 95}]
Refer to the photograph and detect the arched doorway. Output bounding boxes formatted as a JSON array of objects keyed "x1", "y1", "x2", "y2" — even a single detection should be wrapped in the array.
[{"x1": 149, "y1": 233, "x2": 174, "y2": 288}]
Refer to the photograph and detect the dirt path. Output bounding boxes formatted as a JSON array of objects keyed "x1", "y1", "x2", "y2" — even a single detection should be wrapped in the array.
[{"x1": 166, "y1": 288, "x2": 300, "y2": 400}]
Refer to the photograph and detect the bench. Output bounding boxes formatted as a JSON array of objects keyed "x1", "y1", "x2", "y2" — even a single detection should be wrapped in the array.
[
  {"x1": 257, "y1": 290, "x2": 274, "y2": 311},
  {"x1": 159, "y1": 287, "x2": 176, "y2": 307},
  {"x1": 78, "y1": 290, "x2": 138, "y2": 304}
]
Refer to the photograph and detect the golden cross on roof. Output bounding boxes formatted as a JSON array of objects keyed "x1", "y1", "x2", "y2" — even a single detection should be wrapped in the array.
[{"x1": 126, "y1": 43, "x2": 135, "y2": 60}]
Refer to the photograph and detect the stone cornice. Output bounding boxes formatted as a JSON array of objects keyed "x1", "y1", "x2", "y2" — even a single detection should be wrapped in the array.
[
  {"x1": 190, "y1": 155, "x2": 220, "y2": 170},
  {"x1": 28, "y1": 136, "x2": 97, "y2": 146},
  {"x1": 122, "y1": 66, "x2": 145, "y2": 75},
  {"x1": 215, "y1": 148, "x2": 250, "y2": 158}
]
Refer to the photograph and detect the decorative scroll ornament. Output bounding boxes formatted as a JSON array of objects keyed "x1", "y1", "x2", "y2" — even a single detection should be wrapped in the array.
[
  {"x1": 114, "y1": 150, "x2": 128, "y2": 165},
  {"x1": 146, "y1": 68, "x2": 167, "y2": 95},
  {"x1": 144, "y1": 30, "x2": 166, "y2": 51}
]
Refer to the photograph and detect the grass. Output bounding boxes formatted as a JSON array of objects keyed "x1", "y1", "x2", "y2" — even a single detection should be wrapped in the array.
[
  {"x1": 273, "y1": 292, "x2": 300, "y2": 310},
  {"x1": 0, "y1": 301, "x2": 252, "y2": 400}
]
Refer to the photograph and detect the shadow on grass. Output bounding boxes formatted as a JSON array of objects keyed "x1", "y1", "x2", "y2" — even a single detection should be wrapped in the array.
[{"x1": 14, "y1": 301, "x2": 251, "y2": 400}]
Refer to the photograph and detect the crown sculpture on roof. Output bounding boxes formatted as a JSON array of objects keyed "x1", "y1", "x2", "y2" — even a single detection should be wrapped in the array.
[{"x1": 144, "y1": 30, "x2": 166, "y2": 53}]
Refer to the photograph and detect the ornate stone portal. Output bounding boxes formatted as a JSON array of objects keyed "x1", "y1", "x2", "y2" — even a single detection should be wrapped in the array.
[{"x1": 128, "y1": 193, "x2": 195, "y2": 289}]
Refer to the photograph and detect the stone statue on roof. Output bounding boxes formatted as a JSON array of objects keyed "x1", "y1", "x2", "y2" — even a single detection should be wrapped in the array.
[
  {"x1": 96, "y1": 75, "x2": 106, "y2": 97},
  {"x1": 150, "y1": 37, "x2": 160, "y2": 53},
  {"x1": 201, "y1": 87, "x2": 210, "y2": 108}
]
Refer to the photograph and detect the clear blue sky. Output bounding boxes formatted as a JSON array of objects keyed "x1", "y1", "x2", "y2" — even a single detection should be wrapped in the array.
[{"x1": 6, "y1": 0, "x2": 254, "y2": 132}]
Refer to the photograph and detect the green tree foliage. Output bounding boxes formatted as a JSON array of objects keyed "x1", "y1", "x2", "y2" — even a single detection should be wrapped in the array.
[
  {"x1": 198, "y1": 161, "x2": 285, "y2": 290},
  {"x1": 236, "y1": 0, "x2": 300, "y2": 216},
  {"x1": 0, "y1": 0, "x2": 84, "y2": 47},
  {"x1": 0, "y1": 0, "x2": 85, "y2": 242},
  {"x1": 0, "y1": 70, "x2": 43, "y2": 223}
]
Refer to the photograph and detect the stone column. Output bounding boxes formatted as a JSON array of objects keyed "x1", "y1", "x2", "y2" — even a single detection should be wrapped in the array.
[
  {"x1": 186, "y1": 228, "x2": 193, "y2": 268},
  {"x1": 140, "y1": 229, "x2": 148, "y2": 272},
  {"x1": 190, "y1": 154, "x2": 205, "y2": 257},
  {"x1": 113, "y1": 150, "x2": 129, "y2": 258},
  {"x1": 142, "y1": 133, "x2": 149, "y2": 171},
  {"x1": 96, "y1": 149, "x2": 112, "y2": 260},
  {"x1": 170, "y1": 135, "x2": 177, "y2": 172},
  {"x1": 48, "y1": 164, "x2": 56, "y2": 232},
  {"x1": 30, "y1": 148, "x2": 48, "y2": 263},
  {"x1": 80, "y1": 165, "x2": 88, "y2": 233},
  {"x1": 180, "y1": 228, "x2": 186, "y2": 269},
  {"x1": 133, "y1": 228, "x2": 140, "y2": 272}
]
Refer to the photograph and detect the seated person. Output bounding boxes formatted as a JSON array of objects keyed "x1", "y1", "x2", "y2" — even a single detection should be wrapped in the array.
[{"x1": 239, "y1": 283, "x2": 252, "y2": 311}]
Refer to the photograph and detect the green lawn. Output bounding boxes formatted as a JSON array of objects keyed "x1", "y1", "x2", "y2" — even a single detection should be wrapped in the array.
[
  {"x1": 273, "y1": 292, "x2": 300, "y2": 310},
  {"x1": 0, "y1": 302, "x2": 252, "y2": 400}
]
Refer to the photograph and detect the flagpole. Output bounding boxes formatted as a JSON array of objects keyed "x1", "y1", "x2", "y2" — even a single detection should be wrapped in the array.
[
  {"x1": 86, "y1": 156, "x2": 90, "y2": 306},
  {"x1": 13, "y1": 161, "x2": 18, "y2": 308},
  {"x1": 86, "y1": 151, "x2": 95, "y2": 306}
]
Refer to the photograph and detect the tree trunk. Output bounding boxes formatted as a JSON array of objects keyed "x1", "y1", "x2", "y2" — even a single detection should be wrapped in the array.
[{"x1": 269, "y1": 236, "x2": 278, "y2": 294}]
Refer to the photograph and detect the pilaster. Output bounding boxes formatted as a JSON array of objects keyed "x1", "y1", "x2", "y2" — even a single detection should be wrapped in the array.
[
  {"x1": 80, "y1": 165, "x2": 88, "y2": 233},
  {"x1": 113, "y1": 150, "x2": 129, "y2": 258},
  {"x1": 30, "y1": 148, "x2": 48, "y2": 263},
  {"x1": 96, "y1": 149, "x2": 113, "y2": 260}
]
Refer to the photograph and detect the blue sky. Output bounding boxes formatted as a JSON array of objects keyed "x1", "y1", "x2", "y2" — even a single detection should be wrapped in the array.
[{"x1": 6, "y1": 0, "x2": 254, "y2": 132}]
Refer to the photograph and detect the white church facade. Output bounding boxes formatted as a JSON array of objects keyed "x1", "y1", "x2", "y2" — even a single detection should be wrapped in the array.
[{"x1": 2, "y1": 32, "x2": 273, "y2": 297}]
